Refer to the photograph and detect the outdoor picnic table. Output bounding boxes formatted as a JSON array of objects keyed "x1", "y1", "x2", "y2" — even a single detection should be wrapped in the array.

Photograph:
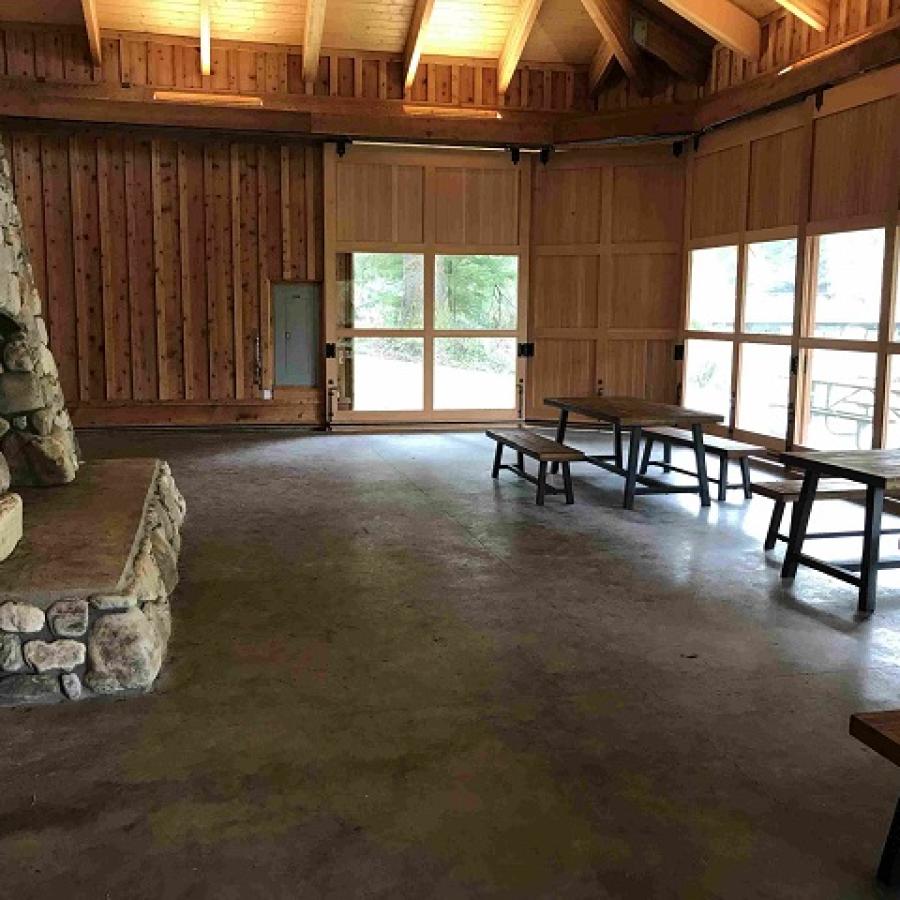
[
  {"x1": 780, "y1": 449, "x2": 900, "y2": 614},
  {"x1": 544, "y1": 396, "x2": 723, "y2": 509}
]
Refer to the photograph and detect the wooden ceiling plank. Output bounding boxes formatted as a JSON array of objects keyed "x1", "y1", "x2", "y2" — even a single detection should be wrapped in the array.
[
  {"x1": 302, "y1": 0, "x2": 328, "y2": 84},
  {"x1": 589, "y1": 40, "x2": 616, "y2": 94},
  {"x1": 498, "y1": 0, "x2": 546, "y2": 95},
  {"x1": 80, "y1": 0, "x2": 102, "y2": 67},
  {"x1": 579, "y1": 0, "x2": 652, "y2": 95},
  {"x1": 632, "y1": 15, "x2": 710, "y2": 84},
  {"x1": 774, "y1": 0, "x2": 829, "y2": 32},
  {"x1": 403, "y1": 0, "x2": 438, "y2": 90},
  {"x1": 656, "y1": 0, "x2": 760, "y2": 59}
]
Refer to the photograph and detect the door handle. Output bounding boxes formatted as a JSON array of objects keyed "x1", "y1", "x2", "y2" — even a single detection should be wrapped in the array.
[{"x1": 285, "y1": 331, "x2": 291, "y2": 340}]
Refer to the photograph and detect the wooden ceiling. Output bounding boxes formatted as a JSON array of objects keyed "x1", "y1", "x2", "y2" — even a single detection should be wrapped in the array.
[{"x1": 1, "y1": 0, "x2": 834, "y2": 96}]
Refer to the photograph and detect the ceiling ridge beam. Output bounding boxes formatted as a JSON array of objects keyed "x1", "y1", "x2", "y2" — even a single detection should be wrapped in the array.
[
  {"x1": 656, "y1": 0, "x2": 760, "y2": 59},
  {"x1": 632, "y1": 14, "x2": 710, "y2": 84},
  {"x1": 580, "y1": 0, "x2": 652, "y2": 95},
  {"x1": 589, "y1": 40, "x2": 617, "y2": 94},
  {"x1": 80, "y1": 0, "x2": 102, "y2": 67},
  {"x1": 302, "y1": 0, "x2": 328, "y2": 85},
  {"x1": 403, "y1": 0, "x2": 438, "y2": 92},
  {"x1": 497, "y1": 0, "x2": 546, "y2": 95}
]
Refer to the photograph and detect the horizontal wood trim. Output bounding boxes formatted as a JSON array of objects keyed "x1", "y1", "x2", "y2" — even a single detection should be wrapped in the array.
[{"x1": 71, "y1": 400, "x2": 323, "y2": 427}]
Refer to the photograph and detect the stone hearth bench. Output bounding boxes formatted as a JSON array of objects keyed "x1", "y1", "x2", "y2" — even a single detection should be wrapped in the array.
[{"x1": 0, "y1": 458, "x2": 185, "y2": 704}]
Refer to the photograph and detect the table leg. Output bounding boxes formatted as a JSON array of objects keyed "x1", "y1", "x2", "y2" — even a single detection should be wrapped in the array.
[
  {"x1": 690, "y1": 424, "x2": 711, "y2": 507},
  {"x1": 740, "y1": 457, "x2": 753, "y2": 500},
  {"x1": 782, "y1": 471, "x2": 818, "y2": 579},
  {"x1": 717, "y1": 454, "x2": 728, "y2": 502},
  {"x1": 639, "y1": 437, "x2": 654, "y2": 475},
  {"x1": 859, "y1": 484, "x2": 885, "y2": 615},
  {"x1": 536, "y1": 461, "x2": 547, "y2": 506},
  {"x1": 623, "y1": 426, "x2": 642, "y2": 510},
  {"x1": 614, "y1": 424, "x2": 624, "y2": 469},
  {"x1": 550, "y1": 409, "x2": 569, "y2": 475},
  {"x1": 491, "y1": 442, "x2": 503, "y2": 478},
  {"x1": 562, "y1": 462, "x2": 574, "y2": 505},
  {"x1": 764, "y1": 501, "x2": 785, "y2": 552},
  {"x1": 877, "y1": 795, "x2": 900, "y2": 886}
]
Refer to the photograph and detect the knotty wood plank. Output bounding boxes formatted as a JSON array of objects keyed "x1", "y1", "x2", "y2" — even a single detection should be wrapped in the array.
[{"x1": 230, "y1": 142, "x2": 244, "y2": 399}]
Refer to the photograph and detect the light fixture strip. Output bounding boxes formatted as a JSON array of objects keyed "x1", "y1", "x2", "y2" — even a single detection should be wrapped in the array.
[{"x1": 200, "y1": 0, "x2": 211, "y2": 76}]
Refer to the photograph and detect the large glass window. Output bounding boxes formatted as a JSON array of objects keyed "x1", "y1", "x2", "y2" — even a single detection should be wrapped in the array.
[
  {"x1": 684, "y1": 339, "x2": 732, "y2": 420},
  {"x1": 805, "y1": 349, "x2": 877, "y2": 450},
  {"x1": 737, "y1": 343, "x2": 790, "y2": 438},
  {"x1": 886, "y1": 356, "x2": 900, "y2": 448},
  {"x1": 338, "y1": 253, "x2": 424, "y2": 329},
  {"x1": 813, "y1": 229, "x2": 885, "y2": 340},
  {"x1": 337, "y1": 337, "x2": 424, "y2": 412},
  {"x1": 744, "y1": 240, "x2": 796, "y2": 335},
  {"x1": 433, "y1": 338, "x2": 517, "y2": 410},
  {"x1": 435, "y1": 256, "x2": 517, "y2": 330},
  {"x1": 687, "y1": 246, "x2": 737, "y2": 332}
]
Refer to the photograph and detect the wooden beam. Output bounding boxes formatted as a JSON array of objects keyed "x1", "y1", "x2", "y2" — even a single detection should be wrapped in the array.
[
  {"x1": 656, "y1": 0, "x2": 760, "y2": 59},
  {"x1": 497, "y1": 0, "x2": 545, "y2": 96},
  {"x1": 774, "y1": 0, "x2": 829, "y2": 32},
  {"x1": 580, "y1": 0, "x2": 651, "y2": 95},
  {"x1": 199, "y1": 0, "x2": 211, "y2": 76},
  {"x1": 403, "y1": 0, "x2": 437, "y2": 91},
  {"x1": 302, "y1": 0, "x2": 327, "y2": 85},
  {"x1": 589, "y1": 40, "x2": 617, "y2": 94},
  {"x1": 632, "y1": 15, "x2": 710, "y2": 84},
  {"x1": 79, "y1": 0, "x2": 102, "y2": 67}
]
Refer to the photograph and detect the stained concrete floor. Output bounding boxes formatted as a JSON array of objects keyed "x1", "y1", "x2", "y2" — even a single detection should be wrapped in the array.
[{"x1": 2, "y1": 428, "x2": 900, "y2": 899}]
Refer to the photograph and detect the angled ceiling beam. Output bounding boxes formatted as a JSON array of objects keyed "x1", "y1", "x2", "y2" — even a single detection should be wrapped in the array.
[
  {"x1": 199, "y1": 0, "x2": 211, "y2": 75},
  {"x1": 775, "y1": 0, "x2": 828, "y2": 31},
  {"x1": 498, "y1": 0, "x2": 546, "y2": 95},
  {"x1": 580, "y1": 0, "x2": 651, "y2": 95},
  {"x1": 302, "y1": 0, "x2": 328, "y2": 85},
  {"x1": 403, "y1": 0, "x2": 438, "y2": 90},
  {"x1": 656, "y1": 0, "x2": 760, "y2": 59},
  {"x1": 589, "y1": 40, "x2": 616, "y2": 94},
  {"x1": 632, "y1": 15, "x2": 710, "y2": 84},
  {"x1": 80, "y1": 0, "x2": 102, "y2": 67}
]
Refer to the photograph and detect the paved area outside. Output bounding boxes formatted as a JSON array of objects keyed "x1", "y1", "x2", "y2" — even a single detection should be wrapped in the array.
[{"x1": 1, "y1": 428, "x2": 899, "y2": 899}]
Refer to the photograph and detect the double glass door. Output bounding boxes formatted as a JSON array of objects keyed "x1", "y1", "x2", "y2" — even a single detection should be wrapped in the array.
[{"x1": 332, "y1": 251, "x2": 524, "y2": 422}]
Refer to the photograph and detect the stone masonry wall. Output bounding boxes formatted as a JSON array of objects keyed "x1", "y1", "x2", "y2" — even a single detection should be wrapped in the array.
[{"x1": 0, "y1": 462, "x2": 186, "y2": 703}]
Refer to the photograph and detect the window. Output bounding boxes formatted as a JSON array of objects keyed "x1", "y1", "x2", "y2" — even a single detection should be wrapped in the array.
[
  {"x1": 737, "y1": 343, "x2": 790, "y2": 439},
  {"x1": 435, "y1": 255, "x2": 518, "y2": 330},
  {"x1": 744, "y1": 240, "x2": 796, "y2": 335},
  {"x1": 433, "y1": 338, "x2": 517, "y2": 410},
  {"x1": 886, "y1": 355, "x2": 900, "y2": 448},
  {"x1": 684, "y1": 339, "x2": 732, "y2": 421},
  {"x1": 812, "y1": 229, "x2": 885, "y2": 341},
  {"x1": 337, "y1": 337, "x2": 424, "y2": 412},
  {"x1": 338, "y1": 253, "x2": 424, "y2": 329},
  {"x1": 804, "y1": 349, "x2": 877, "y2": 450},
  {"x1": 687, "y1": 246, "x2": 737, "y2": 332}
]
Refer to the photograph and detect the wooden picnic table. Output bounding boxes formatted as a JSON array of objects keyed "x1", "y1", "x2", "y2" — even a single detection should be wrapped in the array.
[
  {"x1": 780, "y1": 449, "x2": 900, "y2": 614},
  {"x1": 544, "y1": 396, "x2": 723, "y2": 509}
]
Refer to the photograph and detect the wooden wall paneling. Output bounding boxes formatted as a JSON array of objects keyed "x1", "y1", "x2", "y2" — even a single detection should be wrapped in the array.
[
  {"x1": 307, "y1": 144, "x2": 323, "y2": 279},
  {"x1": 690, "y1": 145, "x2": 746, "y2": 239},
  {"x1": 257, "y1": 144, "x2": 272, "y2": 394},
  {"x1": 6, "y1": 29, "x2": 35, "y2": 79},
  {"x1": 125, "y1": 137, "x2": 158, "y2": 400},
  {"x1": 533, "y1": 166, "x2": 603, "y2": 246},
  {"x1": 611, "y1": 163, "x2": 684, "y2": 242},
  {"x1": 10, "y1": 134, "x2": 47, "y2": 305},
  {"x1": 394, "y1": 164, "x2": 425, "y2": 244},
  {"x1": 433, "y1": 166, "x2": 466, "y2": 244},
  {"x1": 230, "y1": 143, "x2": 244, "y2": 399},
  {"x1": 289, "y1": 143, "x2": 309, "y2": 279},
  {"x1": 336, "y1": 161, "x2": 393, "y2": 243},
  {"x1": 465, "y1": 168, "x2": 520, "y2": 245},
  {"x1": 527, "y1": 339, "x2": 596, "y2": 417},
  {"x1": 237, "y1": 143, "x2": 261, "y2": 399},
  {"x1": 747, "y1": 126, "x2": 805, "y2": 229},
  {"x1": 609, "y1": 251, "x2": 682, "y2": 329},
  {"x1": 36, "y1": 31, "x2": 64, "y2": 81},
  {"x1": 532, "y1": 255, "x2": 600, "y2": 328}
]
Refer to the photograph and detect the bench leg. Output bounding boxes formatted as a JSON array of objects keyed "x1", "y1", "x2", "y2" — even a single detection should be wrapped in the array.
[
  {"x1": 691, "y1": 424, "x2": 711, "y2": 507},
  {"x1": 878, "y1": 795, "x2": 900, "y2": 886},
  {"x1": 536, "y1": 461, "x2": 548, "y2": 506},
  {"x1": 623, "y1": 426, "x2": 642, "y2": 510},
  {"x1": 740, "y1": 457, "x2": 752, "y2": 499},
  {"x1": 614, "y1": 424, "x2": 624, "y2": 469},
  {"x1": 491, "y1": 442, "x2": 503, "y2": 478},
  {"x1": 517, "y1": 451, "x2": 525, "y2": 472},
  {"x1": 859, "y1": 485, "x2": 884, "y2": 615},
  {"x1": 639, "y1": 437, "x2": 654, "y2": 475},
  {"x1": 764, "y1": 501, "x2": 785, "y2": 552},
  {"x1": 717, "y1": 454, "x2": 728, "y2": 502},
  {"x1": 562, "y1": 462, "x2": 574, "y2": 505},
  {"x1": 663, "y1": 441, "x2": 672, "y2": 469},
  {"x1": 550, "y1": 410, "x2": 568, "y2": 475}
]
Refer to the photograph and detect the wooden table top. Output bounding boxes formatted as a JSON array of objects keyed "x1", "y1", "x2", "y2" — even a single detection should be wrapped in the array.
[
  {"x1": 850, "y1": 711, "x2": 900, "y2": 767},
  {"x1": 544, "y1": 396, "x2": 723, "y2": 427},
  {"x1": 781, "y1": 449, "x2": 900, "y2": 489}
]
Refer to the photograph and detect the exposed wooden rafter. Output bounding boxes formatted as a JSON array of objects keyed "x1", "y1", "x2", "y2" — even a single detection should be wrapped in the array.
[
  {"x1": 589, "y1": 40, "x2": 617, "y2": 94},
  {"x1": 403, "y1": 0, "x2": 438, "y2": 90},
  {"x1": 302, "y1": 0, "x2": 328, "y2": 85},
  {"x1": 580, "y1": 0, "x2": 651, "y2": 95},
  {"x1": 80, "y1": 0, "x2": 102, "y2": 67},
  {"x1": 497, "y1": 0, "x2": 546, "y2": 95},
  {"x1": 632, "y1": 15, "x2": 710, "y2": 84},
  {"x1": 775, "y1": 0, "x2": 829, "y2": 31},
  {"x1": 656, "y1": 0, "x2": 760, "y2": 59}
]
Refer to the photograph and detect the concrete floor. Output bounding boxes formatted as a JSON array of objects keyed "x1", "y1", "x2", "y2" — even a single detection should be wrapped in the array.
[{"x1": 1, "y1": 428, "x2": 900, "y2": 899}]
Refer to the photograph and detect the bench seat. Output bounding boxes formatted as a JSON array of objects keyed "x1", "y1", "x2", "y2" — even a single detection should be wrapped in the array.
[{"x1": 486, "y1": 429, "x2": 583, "y2": 505}]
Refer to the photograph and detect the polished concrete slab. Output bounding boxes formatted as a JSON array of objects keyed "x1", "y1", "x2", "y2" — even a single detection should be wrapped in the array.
[{"x1": 0, "y1": 428, "x2": 899, "y2": 899}]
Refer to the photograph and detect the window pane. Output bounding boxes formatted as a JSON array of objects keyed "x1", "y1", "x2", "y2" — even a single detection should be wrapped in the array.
[
  {"x1": 893, "y1": 235, "x2": 900, "y2": 340},
  {"x1": 744, "y1": 240, "x2": 797, "y2": 336},
  {"x1": 433, "y1": 338, "x2": 517, "y2": 410},
  {"x1": 338, "y1": 253, "x2": 424, "y2": 329},
  {"x1": 337, "y1": 338, "x2": 423, "y2": 411},
  {"x1": 737, "y1": 344, "x2": 790, "y2": 439},
  {"x1": 435, "y1": 255, "x2": 518, "y2": 330},
  {"x1": 805, "y1": 349, "x2": 876, "y2": 450},
  {"x1": 886, "y1": 356, "x2": 900, "y2": 448},
  {"x1": 688, "y1": 246, "x2": 737, "y2": 332},
  {"x1": 813, "y1": 229, "x2": 885, "y2": 340},
  {"x1": 684, "y1": 339, "x2": 732, "y2": 420}
]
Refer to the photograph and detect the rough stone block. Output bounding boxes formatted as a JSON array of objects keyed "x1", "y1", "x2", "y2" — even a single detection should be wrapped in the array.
[
  {"x1": 23, "y1": 639, "x2": 86, "y2": 673},
  {"x1": 30, "y1": 407, "x2": 55, "y2": 436},
  {"x1": 0, "y1": 491, "x2": 21, "y2": 562},
  {"x1": 0, "y1": 600, "x2": 43, "y2": 633},
  {"x1": 89, "y1": 593, "x2": 138, "y2": 612},
  {"x1": 0, "y1": 452, "x2": 10, "y2": 493},
  {"x1": 61, "y1": 672, "x2": 82, "y2": 700},
  {"x1": 86, "y1": 608, "x2": 163, "y2": 692},
  {"x1": 0, "y1": 371, "x2": 43, "y2": 416},
  {"x1": 0, "y1": 633, "x2": 23, "y2": 671},
  {"x1": 0, "y1": 672, "x2": 61, "y2": 703},
  {"x1": 150, "y1": 527, "x2": 179, "y2": 594},
  {"x1": 34, "y1": 316, "x2": 48, "y2": 345},
  {"x1": 48, "y1": 599, "x2": 89, "y2": 638},
  {"x1": 3, "y1": 338, "x2": 34, "y2": 372}
]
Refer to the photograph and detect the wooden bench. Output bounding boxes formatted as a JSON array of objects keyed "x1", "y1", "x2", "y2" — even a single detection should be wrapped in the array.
[
  {"x1": 639, "y1": 426, "x2": 765, "y2": 501},
  {"x1": 486, "y1": 429, "x2": 584, "y2": 506},
  {"x1": 850, "y1": 711, "x2": 900, "y2": 885}
]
